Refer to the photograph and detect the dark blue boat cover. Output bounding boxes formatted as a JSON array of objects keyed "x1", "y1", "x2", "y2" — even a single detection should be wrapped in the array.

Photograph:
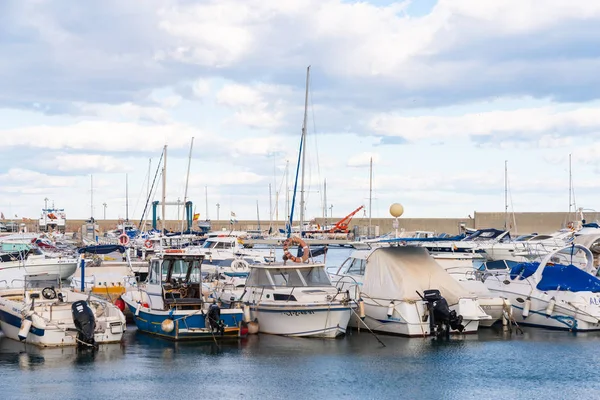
[
  {"x1": 77, "y1": 244, "x2": 126, "y2": 254},
  {"x1": 510, "y1": 262, "x2": 600, "y2": 292}
]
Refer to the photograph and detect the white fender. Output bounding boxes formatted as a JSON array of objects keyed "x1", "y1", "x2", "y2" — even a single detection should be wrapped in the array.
[
  {"x1": 358, "y1": 299, "x2": 365, "y2": 319},
  {"x1": 545, "y1": 297, "x2": 556, "y2": 317},
  {"x1": 522, "y1": 298, "x2": 531, "y2": 319},
  {"x1": 30, "y1": 313, "x2": 46, "y2": 330},
  {"x1": 243, "y1": 304, "x2": 251, "y2": 323},
  {"x1": 387, "y1": 301, "x2": 395, "y2": 318}
]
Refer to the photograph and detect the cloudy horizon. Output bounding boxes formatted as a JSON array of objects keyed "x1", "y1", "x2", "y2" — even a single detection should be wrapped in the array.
[{"x1": 0, "y1": 0, "x2": 598, "y2": 222}]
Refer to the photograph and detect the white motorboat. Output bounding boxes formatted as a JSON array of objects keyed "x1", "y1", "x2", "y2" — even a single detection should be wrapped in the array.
[
  {"x1": 483, "y1": 244, "x2": 600, "y2": 331},
  {"x1": 238, "y1": 260, "x2": 353, "y2": 338},
  {"x1": 0, "y1": 274, "x2": 126, "y2": 347},
  {"x1": 187, "y1": 232, "x2": 275, "y2": 266},
  {"x1": 331, "y1": 246, "x2": 491, "y2": 337},
  {"x1": 0, "y1": 248, "x2": 77, "y2": 281}
]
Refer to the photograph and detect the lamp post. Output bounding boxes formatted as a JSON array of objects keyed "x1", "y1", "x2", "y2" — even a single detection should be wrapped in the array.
[
  {"x1": 389, "y1": 203, "x2": 404, "y2": 238},
  {"x1": 329, "y1": 204, "x2": 333, "y2": 219},
  {"x1": 44, "y1": 197, "x2": 49, "y2": 229},
  {"x1": 103, "y1": 203, "x2": 107, "y2": 220},
  {"x1": 216, "y1": 203, "x2": 220, "y2": 221}
]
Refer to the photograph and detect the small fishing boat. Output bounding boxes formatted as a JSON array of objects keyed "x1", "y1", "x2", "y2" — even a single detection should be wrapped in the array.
[
  {"x1": 239, "y1": 259, "x2": 353, "y2": 338},
  {"x1": 0, "y1": 274, "x2": 126, "y2": 348},
  {"x1": 483, "y1": 244, "x2": 600, "y2": 331},
  {"x1": 121, "y1": 253, "x2": 246, "y2": 340}
]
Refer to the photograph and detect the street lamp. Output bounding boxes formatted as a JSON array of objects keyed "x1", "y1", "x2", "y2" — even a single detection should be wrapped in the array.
[
  {"x1": 103, "y1": 203, "x2": 107, "y2": 219},
  {"x1": 329, "y1": 204, "x2": 333, "y2": 219},
  {"x1": 216, "y1": 203, "x2": 220, "y2": 221}
]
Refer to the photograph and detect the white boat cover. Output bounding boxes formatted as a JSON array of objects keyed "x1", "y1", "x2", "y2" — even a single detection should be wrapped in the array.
[{"x1": 362, "y1": 246, "x2": 473, "y2": 305}]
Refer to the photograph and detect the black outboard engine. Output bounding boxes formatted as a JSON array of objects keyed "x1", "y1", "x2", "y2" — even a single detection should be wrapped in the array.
[
  {"x1": 207, "y1": 301, "x2": 224, "y2": 335},
  {"x1": 71, "y1": 300, "x2": 97, "y2": 349},
  {"x1": 422, "y1": 290, "x2": 465, "y2": 339}
]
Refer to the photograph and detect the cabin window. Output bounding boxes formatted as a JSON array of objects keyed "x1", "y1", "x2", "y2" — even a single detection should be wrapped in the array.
[
  {"x1": 298, "y1": 267, "x2": 332, "y2": 286},
  {"x1": 347, "y1": 259, "x2": 366, "y2": 275},
  {"x1": 246, "y1": 269, "x2": 273, "y2": 286},
  {"x1": 149, "y1": 260, "x2": 160, "y2": 284},
  {"x1": 161, "y1": 260, "x2": 170, "y2": 282}
]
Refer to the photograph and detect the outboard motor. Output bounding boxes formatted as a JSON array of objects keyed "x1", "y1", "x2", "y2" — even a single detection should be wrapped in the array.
[
  {"x1": 207, "y1": 300, "x2": 224, "y2": 335},
  {"x1": 71, "y1": 300, "x2": 97, "y2": 349},
  {"x1": 422, "y1": 289, "x2": 465, "y2": 339}
]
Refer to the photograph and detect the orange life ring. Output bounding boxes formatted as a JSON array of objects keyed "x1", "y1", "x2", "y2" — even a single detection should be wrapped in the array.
[
  {"x1": 144, "y1": 239, "x2": 153, "y2": 249},
  {"x1": 118, "y1": 234, "x2": 130, "y2": 246},
  {"x1": 282, "y1": 236, "x2": 309, "y2": 263}
]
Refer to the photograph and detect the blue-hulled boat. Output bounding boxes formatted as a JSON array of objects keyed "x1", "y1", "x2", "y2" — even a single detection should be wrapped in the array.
[{"x1": 122, "y1": 253, "x2": 246, "y2": 340}]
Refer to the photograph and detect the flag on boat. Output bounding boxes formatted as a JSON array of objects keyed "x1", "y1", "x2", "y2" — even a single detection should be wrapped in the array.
[{"x1": 193, "y1": 213, "x2": 200, "y2": 221}]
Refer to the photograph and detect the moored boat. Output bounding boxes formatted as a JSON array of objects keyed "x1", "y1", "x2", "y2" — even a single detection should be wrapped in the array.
[
  {"x1": 122, "y1": 253, "x2": 246, "y2": 340},
  {"x1": 0, "y1": 274, "x2": 126, "y2": 347}
]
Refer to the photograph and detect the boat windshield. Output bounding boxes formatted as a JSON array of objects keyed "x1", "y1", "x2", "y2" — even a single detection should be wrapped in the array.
[
  {"x1": 161, "y1": 257, "x2": 203, "y2": 283},
  {"x1": 247, "y1": 266, "x2": 331, "y2": 287}
]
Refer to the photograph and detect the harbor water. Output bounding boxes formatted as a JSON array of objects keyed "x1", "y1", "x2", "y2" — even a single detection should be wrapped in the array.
[{"x1": 2, "y1": 249, "x2": 600, "y2": 399}]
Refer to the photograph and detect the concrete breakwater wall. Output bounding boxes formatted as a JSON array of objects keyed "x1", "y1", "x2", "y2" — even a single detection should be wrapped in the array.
[{"x1": 49, "y1": 211, "x2": 600, "y2": 235}]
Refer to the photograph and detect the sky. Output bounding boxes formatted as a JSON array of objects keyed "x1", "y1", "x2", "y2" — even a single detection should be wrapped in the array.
[{"x1": 1, "y1": 0, "x2": 600, "y2": 223}]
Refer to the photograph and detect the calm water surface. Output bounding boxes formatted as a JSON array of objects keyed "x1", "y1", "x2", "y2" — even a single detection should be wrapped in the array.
[{"x1": 2, "y1": 249, "x2": 600, "y2": 399}]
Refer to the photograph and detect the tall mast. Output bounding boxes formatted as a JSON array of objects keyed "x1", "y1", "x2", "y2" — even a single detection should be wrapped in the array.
[
  {"x1": 285, "y1": 160, "x2": 289, "y2": 228},
  {"x1": 205, "y1": 186, "x2": 208, "y2": 220},
  {"x1": 256, "y1": 200, "x2": 260, "y2": 231},
  {"x1": 568, "y1": 153, "x2": 572, "y2": 222},
  {"x1": 369, "y1": 157, "x2": 373, "y2": 237},
  {"x1": 323, "y1": 179, "x2": 327, "y2": 222},
  {"x1": 147, "y1": 158, "x2": 151, "y2": 200},
  {"x1": 90, "y1": 174, "x2": 94, "y2": 218},
  {"x1": 162, "y1": 145, "x2": 167, "y2": 234},
  {"x1": 269, "y1": 183, "x2": 272, "y2": 233},
  {"x1": 125, "y1": 173, "x2": 129, "y2": 221},
  {"x1": 299, "y1": 65, "x2": 310, "y2": 237},
  {"x1": 504, "y1": 160, "x2": 508, "y2": 230},
  {"x1": 182, "y1": 137, "x2": 194, "y2": 232}
]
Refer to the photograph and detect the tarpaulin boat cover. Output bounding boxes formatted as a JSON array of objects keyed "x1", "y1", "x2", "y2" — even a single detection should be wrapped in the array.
[
  {"x1": 361, "y1": 246, "x2": 472, "y2": 305},
  {"x1": 510, "y1": 262, "x2": 600, "y2": 292}
]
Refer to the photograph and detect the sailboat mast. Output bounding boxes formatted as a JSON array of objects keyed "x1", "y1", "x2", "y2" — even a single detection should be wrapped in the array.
[
  {"x1": 504, "y1": 160, "x2": 508, "y2": 230},
  {"x1": 90, "y1": 174, "x2": 94, "y2": 218},
  {"x1": 162, "y1": 145, "x2": 167, "y2": 234},
  {"x1": 323, "y1": 179, "x2": 327, "y2": 222},
  {"x1": 147, "y1": 159, "x2": 151, "y2": 200},
  {"x1": 369, "y1": 157, "x2": 373, "y2": 237},
  {"x1": 126, "y1": 173, "x2": 129, "y2": 221},
  {"x1": 269, "y1": 183, "x2": 272, "y2": 233},
  {"x1": 568, "y1": 153, "x2": 572, "y2": 222},
  {"x1": 205, "y1": 186, "x2": 208, "y2": 220},
  {"x1": 256, "y1": 200, "x2": 260, "y2": 231},
  {"x1": 182, "y1": 137, "x2": 194, "y2": 232},
  {"x1": 285, "y1": 160, "x2": 289, "y2": 226},
  {"x1": 299, "y1": 65, "x2": 310, "y2": 237}
]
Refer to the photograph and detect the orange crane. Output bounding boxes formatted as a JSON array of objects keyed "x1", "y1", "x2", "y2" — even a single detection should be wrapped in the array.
[{"x1": 328, "y1": 205, "x2": 364, "y2": 233}]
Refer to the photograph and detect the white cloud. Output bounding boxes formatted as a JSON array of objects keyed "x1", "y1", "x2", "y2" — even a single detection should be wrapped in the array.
[
  {"x1": 75, "y1": 102, "x2": 171, "y2": 123},
  {"x1": 53, "y1": 154, "x2": 132, "y2": 173},
  {"x1": 368, "y1": 106, "x2": 600, "y2": 143},
  {"x1": 192, "y1": 79, "x2": 211, "y2": 98},
  {"x1": 347, "y1": 152, "x2": 380, "y2": 167}
]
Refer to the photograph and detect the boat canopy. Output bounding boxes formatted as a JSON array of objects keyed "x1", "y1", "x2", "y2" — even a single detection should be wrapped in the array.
[
  {"x1": 246, "y1": 265, "x2": 331, "y2": 288},
  {"x1": 77, "y1": 244, "x2": 126, "y2": 254},
  {"x1": 361, "y1": 247, "x2": 471, "y2": 304},
  {"x1": 510, "y1": 262, "x2": 600, "y2": 292}
]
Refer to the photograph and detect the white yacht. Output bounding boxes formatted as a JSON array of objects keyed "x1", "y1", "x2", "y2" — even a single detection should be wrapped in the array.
[
  {"x1": 330, "y1": 246, "x2": 491, "y2": 337},
  {"x1": 235, "y1": 262, "x2": 353, "y2": 338},
  {"x1": 0, "y1": 248, "x2": 77, "y2": 282},
  {"x1": 0, "y1": 274, "x2": 126, "y2": 347},
  {"x1": 187, "y1": 233, "x2": 275, "y2": 267},
  {"x1": 483, "y1": 244, "x2": 600, "y2": 331}
]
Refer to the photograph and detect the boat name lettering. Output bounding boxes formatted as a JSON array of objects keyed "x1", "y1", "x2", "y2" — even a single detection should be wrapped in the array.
[
  {"x1": 590, "y1": 298, "x2": 600, "y2": 306},
  {"x1": 283, "y1": 310, "x2": 315, "y2": 316}
]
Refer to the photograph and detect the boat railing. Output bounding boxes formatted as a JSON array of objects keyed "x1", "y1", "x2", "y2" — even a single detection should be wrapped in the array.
[{"x1": 329, "y1": 274, "x2": 361, "y2": 300}]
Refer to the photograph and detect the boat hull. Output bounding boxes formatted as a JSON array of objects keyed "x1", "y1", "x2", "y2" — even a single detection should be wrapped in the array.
[
  {"x1": 0, "y1": 292, "x2": 125, "y2": 347},
  {"x1": 123, "y1": 297, "x2": 244, "y2": 341},
  {"x1": 249, "y1": 304, "x2": 352, "y2": 338}
]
